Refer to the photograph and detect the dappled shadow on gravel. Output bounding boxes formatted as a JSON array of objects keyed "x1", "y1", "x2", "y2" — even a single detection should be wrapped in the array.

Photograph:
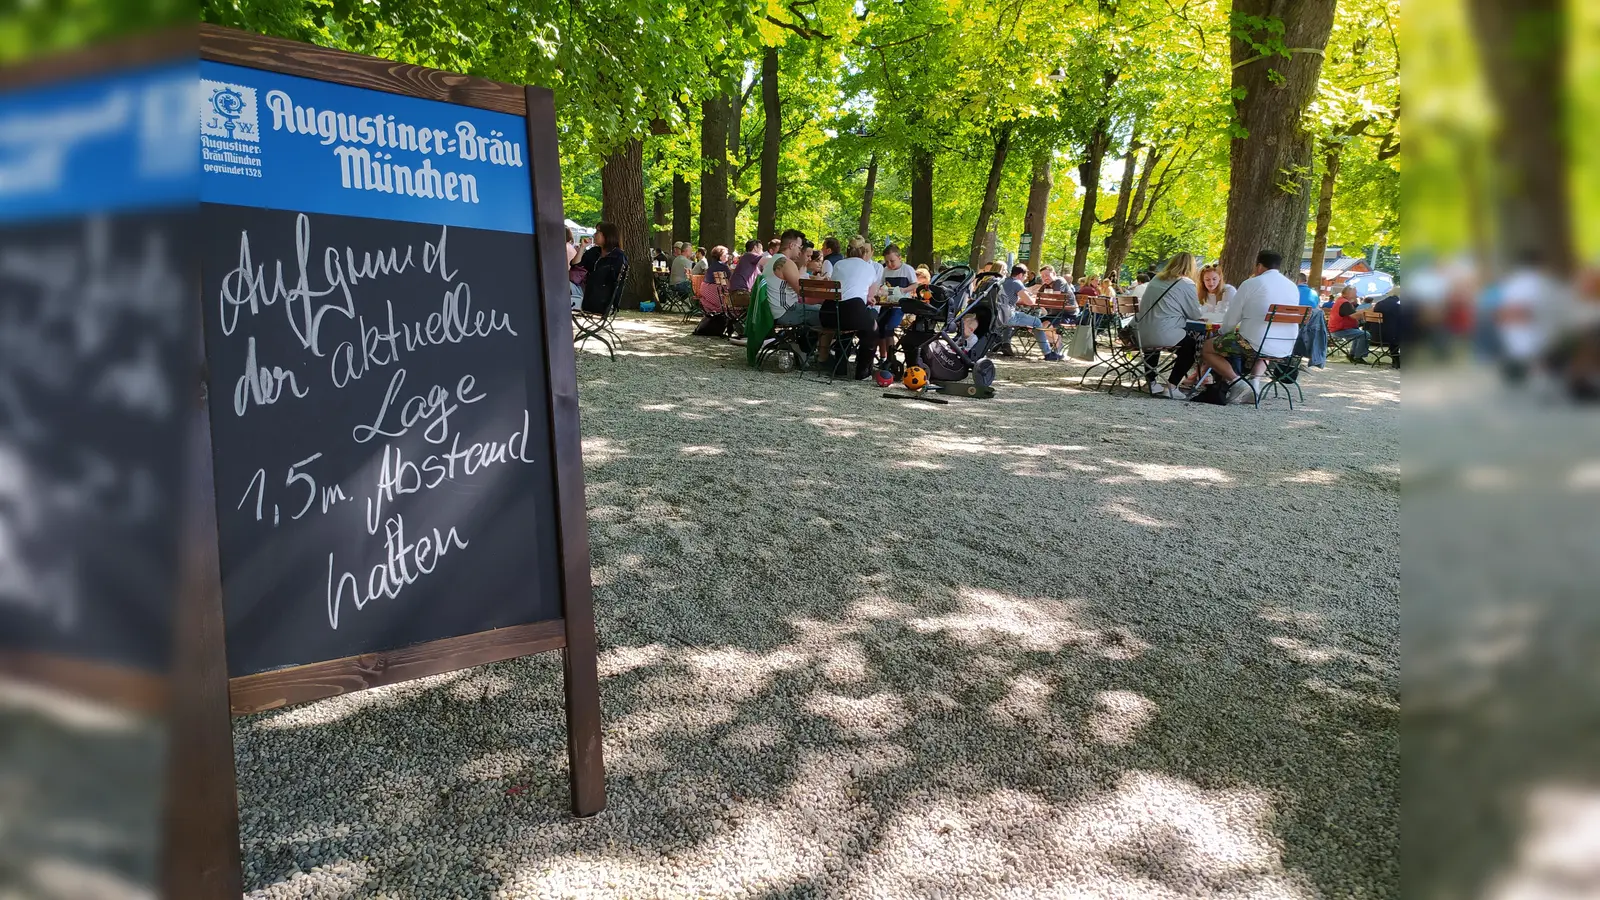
[{"x1": 235, "y1": 314, "x2": 1399, "y2": 899}]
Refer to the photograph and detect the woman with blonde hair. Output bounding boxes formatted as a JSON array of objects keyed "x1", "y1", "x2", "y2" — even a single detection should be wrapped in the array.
[
  {"x1": 826, "y1": 236, "x2": 884, "y2": 379},
  {"x1": 1134, "y1": 251, "x2": 1207, "y2": 398}
]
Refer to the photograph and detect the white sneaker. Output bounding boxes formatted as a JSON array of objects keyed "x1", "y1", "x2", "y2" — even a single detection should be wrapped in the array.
[
  {"x1": 1148, "y1": 382, "x2": 1164, "y2": 395},
  {"x1": 1162, "y1": 384, "x2": 1190, "y2": 400},
  {"x1": 1225, "y1": 378, "x2": 1252, "y2": 404}
]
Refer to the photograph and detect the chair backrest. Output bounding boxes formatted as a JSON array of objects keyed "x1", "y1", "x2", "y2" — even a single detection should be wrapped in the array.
[
  {"x1": 800, "y1": 279, "x2": 842, "y2": 304},
  {"x1": 1084, "y1": 295, "x2": 1112, "y2": 315},
  {"x1": 1115, "y1": 295, "x2": 1139, "y2": 316},
  {"x1": 1257, "y1": 303, "x2": 1307, "y2": 356},
  {"x1": 712, "y1": 270, "x2": 730, "y2": 286},
  {"x1": 1363, "y1": 310, "x2": 1385, "y2": 341},
  {"x1": 1265, "y1": 303, "x2": 1309, "y2": 325},
  {"x1": 1036, "y1": 289, "x2": 1076, "y2": 312},
  {"x1": 690, "y1": 273, "x2": 705, "y2": 294},
  {"x1": 608, "y1": 259, "x2": 631, "y2": 313},
  {"x1": 727, "y1": 288, "x2": 751, "y2": 311}
]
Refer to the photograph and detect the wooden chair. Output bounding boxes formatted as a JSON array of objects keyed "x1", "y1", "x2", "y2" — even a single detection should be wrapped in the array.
[
  {"x1": 794, "y1": 279, "x2": 844, "y2": 377},
  {"x1": 572, "y1": 258, "x2": 628, "y2": 358},
  {"x1": 682, "y1": 273, "x2": 707, "y2": 323},
  {"x1": 1361, "y1": 310, "x2": 1395, "y2": 367},
  {"x1": 1035, "y1": 289, "x2": 1078, "y2": 325},
  {"x1": 1078, "y1": 295, "x2": 1145, "y2": 390},
  {"x1": 1240, "y1": 304, "x2": 1311, "y2": 408},
  {"x1": 724, "y1": 287, "x2": 751, "y2": 338}
]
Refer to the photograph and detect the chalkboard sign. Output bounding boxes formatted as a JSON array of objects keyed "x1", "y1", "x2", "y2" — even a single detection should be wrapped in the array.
[
  {"x1": 201, "y1": 202, "x2": 564, "y2": 675},
  {"x1": 0, "y1": 58, "x2": 195, "y2": 702},
  {"x1": 172, "y1": 26, "x2": 605, "y2": 898}
]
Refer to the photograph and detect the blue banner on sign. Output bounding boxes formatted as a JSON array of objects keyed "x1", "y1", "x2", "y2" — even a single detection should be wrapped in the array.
[
  {"x1": 199, "y1": 61, "x2": 533, "y2": 235},
  {"x1": 0, "y1": 62, "x2": 198, "y2": 224}
]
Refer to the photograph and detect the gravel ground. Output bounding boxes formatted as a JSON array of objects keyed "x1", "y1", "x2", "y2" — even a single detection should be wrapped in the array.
[{"x1": 235, "y1": 313, "x2": 1400, "y2": 899}]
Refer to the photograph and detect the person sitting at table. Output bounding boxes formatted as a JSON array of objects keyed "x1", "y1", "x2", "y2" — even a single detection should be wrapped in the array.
[
  {"x1": 1077, "y1": 276, "x2": 1100, "y2": 298},
  {"x1": 1365, "y1": 287, "x2": 1404, "y2": 368},
  {"x1": 767, "y1": 255, "x2": 818, "y2": 328},
  {"x1": 915, "y1": 265, "x2": 931, "y2": 286},
  {"x1": 805, "y1": 250, "x2": 828, "y2": 279},
  {"x1": 667, "y1": 242, "x2": 694, "y2": 298},
  {"x1": 691, "y1": 247, "x2": 708, "y2": 276},
  {"x1": 1136, "y1": 252, "x2": 1206, "y2": 398},
  {"x1": 822, "y1": 235, "x2": 844, "y2": 267},
  {"x1": 731, "y1": 239, "x2": 765, "y2": 293},
  {"x1": 877, "y1": 243, "x2": 917, "y2": 361},
  {"x1": 1128, "y1": 271, "x2": 1151, "y2": 301},
  {"x1": 691, "y1": 246, "x2": 733, "y2": 336},
  {"x1": 1198, "y1": 264, "x2": 1236, "y2": 315},
  {"x1": 1327, "y1": 284, "x2": 1371, "y2": 363},
  {"x1": 570, "y1": 228, "x2": 606, "y2": 309},
  {"x1": 762, "y1": 229, "x2": 807, "y2": 293},
  {"x1": 1035, "y1": 265, "x2": 1071, "y2": 295},
  {"x1": 1035, "y1": 265, "x2": 1078, "y2": 327},
  {"x1": 1199, "y1": 249, "x2": 1302, "y2": 402},
  {"x1": 1295, "y1": 272, "x2": 1318, "y2": 307},
  {"x1": 578, "y1": 221, "x2": 626, "y2": 315},
  {"x1": 827, "y1": 236, "x2": 884, "y2": 380},
  {"x1": 998, "y1": 264, "x2": 1061, "y2": 360}
]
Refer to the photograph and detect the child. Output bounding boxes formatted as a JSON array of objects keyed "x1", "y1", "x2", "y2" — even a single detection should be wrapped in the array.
[{"x1": 959, "y1": 313, "x2": 980, "y2": 353}]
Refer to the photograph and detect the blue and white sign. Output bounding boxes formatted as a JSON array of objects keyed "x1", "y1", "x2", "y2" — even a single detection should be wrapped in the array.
[
  {"x1": 0, "y1": 62, "x2": 197, "y2": 224},
  {"x1": 199, "y1": 61, "x2": 533, "y2": 234}
]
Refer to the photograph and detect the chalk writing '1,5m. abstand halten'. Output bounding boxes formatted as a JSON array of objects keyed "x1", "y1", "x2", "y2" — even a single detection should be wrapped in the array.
[{"x1": 212, "y1": 210, "x2": 539, "y2": 635}]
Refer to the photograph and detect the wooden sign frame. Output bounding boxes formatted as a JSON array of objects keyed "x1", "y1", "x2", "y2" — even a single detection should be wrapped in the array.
[{"x1": 171, "y1": 25, "x2": 606, "y2": 898}]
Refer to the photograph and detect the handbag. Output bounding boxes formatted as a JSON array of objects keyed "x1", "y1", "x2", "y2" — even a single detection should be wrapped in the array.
[{"x1": 1067, "y1": 317, "x2": 1096, "y2": 360}]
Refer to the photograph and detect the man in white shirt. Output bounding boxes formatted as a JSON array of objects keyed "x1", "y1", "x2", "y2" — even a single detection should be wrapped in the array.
[{"x1": 1200, "y1": 250, "x2": 1302, "y2": 403}]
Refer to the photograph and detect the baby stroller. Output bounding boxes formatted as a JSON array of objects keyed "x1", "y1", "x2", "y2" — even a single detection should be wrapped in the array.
[{"x1": 898, "y1": 268, "x2": 1000, "y2": 398}]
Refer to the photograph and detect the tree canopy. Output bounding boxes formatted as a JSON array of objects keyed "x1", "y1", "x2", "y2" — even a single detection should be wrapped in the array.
[{"x1": 189, "y1": 0, "x2": 1399, "y2": 280}]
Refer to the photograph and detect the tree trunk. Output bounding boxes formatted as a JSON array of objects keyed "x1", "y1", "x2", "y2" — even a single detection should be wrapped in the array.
[
  {"x1": 601, "y1": 138, "x2": 652, "y2": 309},
  {"x1": 672, "y1": 173, "x2": 692, "y2": 246},
  {"x1": 968, "y1": 125, "x2": 1012, "y2": 269},
  {"x1": 1102, "y1": 120, "x2": 1143, "y2": 279},
  {"x1": 908, "y1": 146, "x2": 935, "y2": 269},
  {"x1": 1221, "y1": 0, "x2": 1337, "y2": 284},
  {"x1": 1466, "y1": 0, "x2": 1571, "y2": 274},
  {"x1": 698, "y1": 95, "x2": 730, "y2": 249},
  {"x1": 758, "y1": 45, "x2": 781, "y2": 241},
  {"x1": 651, "y1": 189, "x2": 669, "y2": 251},
  {"x1": 1307, "y1": 144, "x2": 1341, "y2": 292},
  {"x1": 1072, "y1": 121, "x2": 1110, "y2": 281},
  {"x1": 858, "y1": 152, "x2": 878, "y2": 239},
  {"x1": 1105, "y1": 144, "x2": 1158, "y2": 278},
  {"x1": 1022, "y1": 149, "x2": 1052, "y2": 270},
  {"x1": 727, "y1": 87, "x2": 744, "y2": 241}
]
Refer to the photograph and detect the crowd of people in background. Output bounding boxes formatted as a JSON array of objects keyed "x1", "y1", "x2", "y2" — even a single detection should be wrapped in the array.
[{"x1": 565, "y1": 220, "x2": 1404, "y2": 400}]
